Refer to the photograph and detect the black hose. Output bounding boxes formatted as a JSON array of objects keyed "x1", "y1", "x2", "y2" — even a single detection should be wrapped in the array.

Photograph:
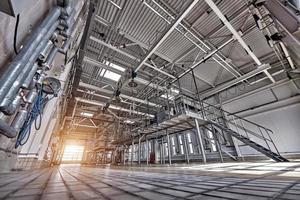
[{"x1": 14, "y1": 14, "x2": 20, "y2": 55}]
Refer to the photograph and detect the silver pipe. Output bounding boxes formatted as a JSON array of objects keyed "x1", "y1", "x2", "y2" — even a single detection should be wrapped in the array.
[
  {"x1": 11, "y1": 109, "x2": 28, "y2": 131},
  {"x1": 22, "y1": 63, "x2": 39, "y2": 89},
  {"x1": 59, "y1": 38, "x2": 72, "y2": 54},
  {"x1": 43, "y1": 47, "x2": 58, "y2": 70},
  {"x1": 0, "y1": 119, "x2": 18, "y2": 138},
  {"x1": 2, "y1": 95, "x2": 22, "y2": 115},
  {"x1": 0, "y1": 7, "x2": 61, "y2": 103},
  {"x1": 24, "y1": 90, "x2": 38, "y2": 104},
  {"x1": 39, "y1": 41, "x2": 53, "y2": 62},
  {"x1": 0, "y1": 22, "x2": 60, "y2": 110}
]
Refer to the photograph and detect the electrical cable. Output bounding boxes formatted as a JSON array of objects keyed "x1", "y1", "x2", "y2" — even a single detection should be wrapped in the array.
[
  {"x1": 15, "y1": 87, "x2": 56, "y2": 148},
  {"x1": 14, "y1": 14, "x2": 20, "y2": 55}
]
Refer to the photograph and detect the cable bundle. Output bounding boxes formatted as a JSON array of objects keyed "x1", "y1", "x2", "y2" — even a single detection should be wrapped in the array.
[{"x1": 15, "y1": 89, "x2": 54, "y2": 148}]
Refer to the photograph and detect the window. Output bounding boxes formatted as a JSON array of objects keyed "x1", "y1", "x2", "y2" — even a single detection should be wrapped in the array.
[
  {"x1": 98, "y1": 61, "x2": 125, "y2": 82},
  {"x1": 62, "y1": 145, "x2": 84, "y2": 161},
  {"x1": 178, "y1": 135, "x2": 184, "y2": 154},
  {"x1": 171, "y1": 137, "x2": 176, "y2": 156},
  {"x1": 164, "y1": 143, "x2": 168, "y2": 157},
  {"x1": 208, "y1": 131, "x2": 217, "y2": 151},
  {"x1": 187, "y1": 133, "x2": 194, "y2": 154}
]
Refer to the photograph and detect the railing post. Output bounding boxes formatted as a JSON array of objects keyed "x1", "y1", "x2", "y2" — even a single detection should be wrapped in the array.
[
  {"x1": 266, "y1": 129, "x2": 280, "y2": 155},
  {"x1": 240, "y1": 120, "x2": 249, "y2": 138},
  {"x1": 258, "y1": 127, "x2": 271, "y2": 151}
]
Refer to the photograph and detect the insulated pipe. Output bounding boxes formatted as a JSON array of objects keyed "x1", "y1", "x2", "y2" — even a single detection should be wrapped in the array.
[
  {"x1": 0, "y1": 119, "x2": 18, "y2": 138},
  {"x1": 0, "y1": 22, "x2": 60, "y2": 110},
  {"x1": 39, "y1": 41, "x2": 53, "y2": 62},
  {"x1": 2, "y1": 95, "x2": 22, "y2": 115},
  {"x1": 0, "y1": 7, "x2": 61, "y2": 103},
  {"x1": 11, "y1": 109, "x2": 28, "y2": 131},
  {"x1": 43, "y1": 47, "x2": 58, "y2": 70},
  {"x1": 22, "y1": 63, "x2": 39, "y2": 89},
  {"x1": 59, "y1": 38, "x2": 72, "y2": 54}
]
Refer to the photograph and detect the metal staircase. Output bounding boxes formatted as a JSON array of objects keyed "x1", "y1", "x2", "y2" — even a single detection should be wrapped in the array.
[
  {"x1": 176, "y1": 95, "x2": 289, "y2": 162},
  {"x1": 210, "y1": 121, "x2": 289, "y2": 162}
]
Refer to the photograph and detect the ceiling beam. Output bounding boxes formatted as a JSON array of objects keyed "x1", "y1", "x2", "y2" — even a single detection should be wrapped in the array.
[
  {"x1": 203, "y1": 0, "x2": 275, "y2": 83},
  {"x1": 75, "y1": 97, "x2": 155, "y2": 118},
  {"x1": 89, "y1": 36, "x2": 175, "y2": 78},
  {"x1": 134, "y1": 0, "x2": 200, "y2": 72},
  {"x1": 94, "y1": 14, "x2": 213, "y2": 87},
  {"x1": 79, "y1": 82, "x2": 159, "y2": 107},
  {"x1": 200, "y1": 64, "x2": 271, "y2": 98}
]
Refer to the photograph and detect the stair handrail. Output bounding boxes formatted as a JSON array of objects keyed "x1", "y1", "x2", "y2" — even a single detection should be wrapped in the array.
[{"x1": 177, "y1": 94, "x2": 280, "y2": 153}]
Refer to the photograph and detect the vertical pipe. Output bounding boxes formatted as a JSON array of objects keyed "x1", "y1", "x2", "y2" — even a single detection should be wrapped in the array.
[{"x1": 195, "y1": 119, "x2": 206, "y2": 163}]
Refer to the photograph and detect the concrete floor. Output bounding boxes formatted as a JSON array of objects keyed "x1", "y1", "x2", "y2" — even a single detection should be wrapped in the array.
[{"x1": 0, "y1": 161, "x2": 300, "y2": 200}]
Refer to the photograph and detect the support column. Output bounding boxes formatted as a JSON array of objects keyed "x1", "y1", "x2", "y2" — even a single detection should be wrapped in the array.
[
  {"x1": 138, "y1": 140, "x2": 141, "y2": 165},
  {"x1": 162, "y1": 139, "x2": 165, "y2": 164},
  {"x1": 146, "y1": 139, "x2": 149, "y2": 166},
  {"x1": 166, "y1": 130, "x2": 172, "y2": 165},
  {"x1": 131, "y1": 140, "x2": 134, "y2": 165},
  {"x1": 183, "y1": 133, "x2": 190, "y2": 164},
  {"x1": 195, "y1": 119, "x2": 206, "y2": 164},
  {"x1": 160, "y1": 143, "x2": 163, "y2": 165}
]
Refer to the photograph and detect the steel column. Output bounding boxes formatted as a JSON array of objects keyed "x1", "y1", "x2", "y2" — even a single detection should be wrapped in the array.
[
  {"x1": 166, "y1": 130, "x2": 172, "y2": 165},
  {"x1": 195, "y1": 119, "x2": 206, "y2": 164}
]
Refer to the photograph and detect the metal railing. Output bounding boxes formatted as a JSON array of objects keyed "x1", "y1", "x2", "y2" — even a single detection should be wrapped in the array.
[{"x1": 174, "y1": 95, "x2": 280, "y2": 155}]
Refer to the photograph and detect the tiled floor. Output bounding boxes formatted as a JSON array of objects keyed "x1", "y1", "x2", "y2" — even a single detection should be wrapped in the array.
[{"x1": 0, "y1": 161, "x2": 300, "y2": 199}]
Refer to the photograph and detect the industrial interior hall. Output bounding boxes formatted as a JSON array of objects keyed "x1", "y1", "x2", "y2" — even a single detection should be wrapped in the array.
[{"x1": 0, "y1": 0, "x2": 300, "y2": 199}]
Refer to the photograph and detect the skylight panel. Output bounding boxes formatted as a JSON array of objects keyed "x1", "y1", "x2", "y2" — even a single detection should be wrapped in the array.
[
  {"x1": 104, "y1": 60, "x2": 125, "y2": 72},
  {"x1": 103, "y1": 70, "x2": 121, "y2": 82}
]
